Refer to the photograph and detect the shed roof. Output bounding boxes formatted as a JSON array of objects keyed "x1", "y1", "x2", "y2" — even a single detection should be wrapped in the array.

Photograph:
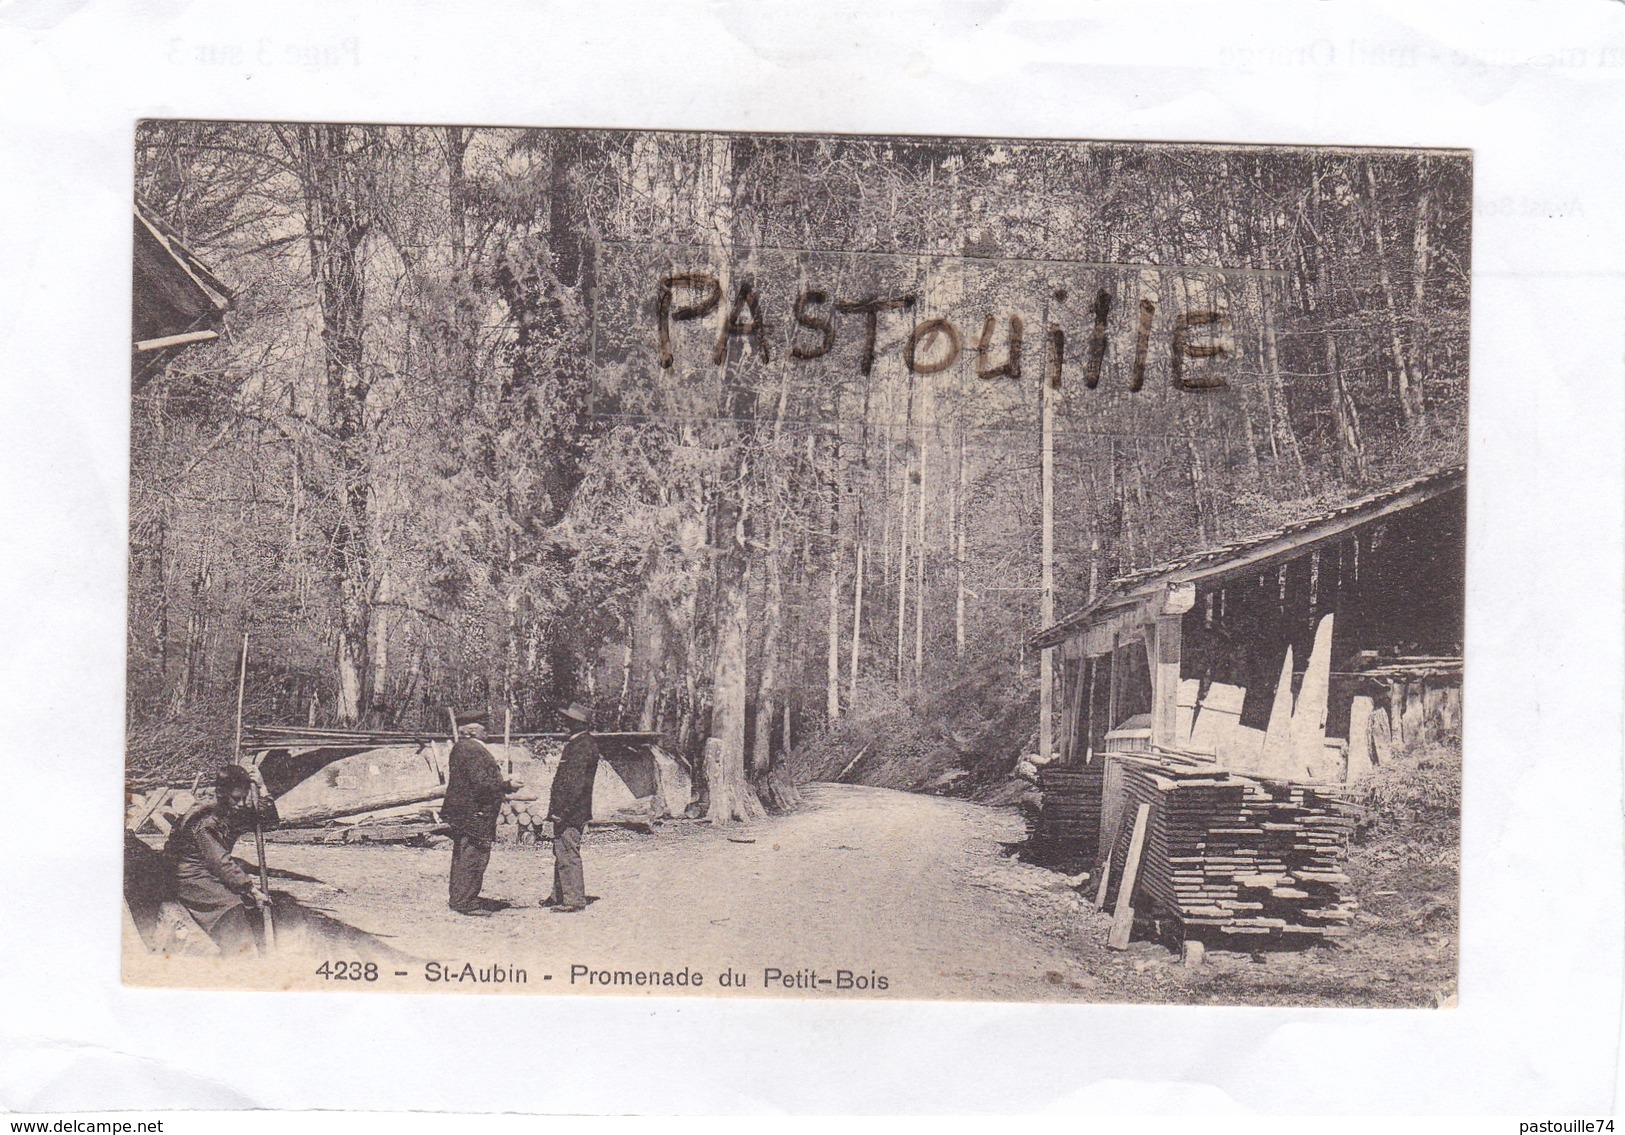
[
  {"x1": 1030, "y1": 465, "x2": 1465, "y2": 650},
  {"x1": 132, "y1": 200, "x2": 232, "y2": 348}
]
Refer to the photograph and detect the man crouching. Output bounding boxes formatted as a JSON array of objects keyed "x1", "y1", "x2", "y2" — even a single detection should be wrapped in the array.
[{"x1": 164, "y1": 763, "x2": 278, "y2": 956}]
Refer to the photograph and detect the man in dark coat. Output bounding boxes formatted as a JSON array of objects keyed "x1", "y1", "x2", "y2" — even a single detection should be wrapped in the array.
[
  {"x1": 442, "y1": 711, "x2": 519, "y2": 915},
  {"x1": 545, "y1": 702, "x2": 601, "y2": 912},
  {"x1": 164, "y1": 763, "x2": 278, "y2": 956}
]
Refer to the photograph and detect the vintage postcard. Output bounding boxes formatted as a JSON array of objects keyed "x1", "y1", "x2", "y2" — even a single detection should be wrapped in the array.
[{"x1": 124, "y1": 123, "x2": 1467, "y2": 1002}]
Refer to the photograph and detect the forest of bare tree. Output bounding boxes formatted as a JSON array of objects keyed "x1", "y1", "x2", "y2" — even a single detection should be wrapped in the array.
[{"x1": 128, "y1": 124, "x2": 1469, "y2": 818}]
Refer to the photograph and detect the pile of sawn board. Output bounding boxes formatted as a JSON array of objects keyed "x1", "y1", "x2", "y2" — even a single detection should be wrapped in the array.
[
  {"x1": 1104, "y1": 753, "x2": 1360, "y2": 941},
  {"x1": 1037, "y1": 762, "x2": 1102, "y2": 856}
]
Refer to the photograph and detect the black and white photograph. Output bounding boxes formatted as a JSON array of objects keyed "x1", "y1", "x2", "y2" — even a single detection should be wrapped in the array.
[
  {"x1": 124, "y1": 123, "x2": 1469, "y2": 1005},
  {"x1": 5, "y1": 0, "x2": 1625, "y2": 1119}
]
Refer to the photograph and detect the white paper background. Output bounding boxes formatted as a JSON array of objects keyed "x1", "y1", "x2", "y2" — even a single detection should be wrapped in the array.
[{"x1": 1, "y1": 0, "x2": 1621, "y2": 1115}]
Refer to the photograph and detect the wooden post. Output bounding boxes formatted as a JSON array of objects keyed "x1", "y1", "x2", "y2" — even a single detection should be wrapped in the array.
[
  {"x1": 238, "y1": 633, "x2": 275, "y2": 952},
  {"x1": 1039, "y1": 359, "x2": 1055, "y2": 762},
  {"x1": 1059, "y1": 660, "x2": 1084, "y2": 765},
  {"x1": 1388, "y1": 680, "x2": 1406, "y2": 748},
  {"x1": 1106, "y1": 636, "x2": 1122, "y2": 733},
  {"x1": 234, "y1": 632, "x2": 249, "y2": 760},
  {"x1": 503, "y1": 707, "x2": 513, "y2": 775},
  {"x1": 1150, "y1": 616, "x2": 1184, "y2": 751},
  {"x1": 1081, "y1": 657, "x2": 1096, "y2": 766},
  {"x1": 1108, "y1": 802, "x2": 1152, "y2": 949},
  {"x1": 1347, "y1": 695, "x2": 1375, "y2": 784},
  {"x1": 1291, "y1": 612, "x2": 1336, "y2": 778}
]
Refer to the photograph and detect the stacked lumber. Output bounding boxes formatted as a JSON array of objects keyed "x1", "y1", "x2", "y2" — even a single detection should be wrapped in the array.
[
  {"x1": 1103, "y1": 753, "x2": 1360, "y2": 942},
  {"x1": 1036, "y1": 762, "x2": 1102, "y2": 856}
]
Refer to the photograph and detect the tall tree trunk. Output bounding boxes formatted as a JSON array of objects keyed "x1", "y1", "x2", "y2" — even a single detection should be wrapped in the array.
[
  {"x1": 913, "y1": 431, "x2": 929, "y2": 688},
  {"x1": 1365, "y1": 161, "x2": 1421, "y2": 427},
  {"x1": 880, "y1": 415, "x2": 894, "y2": 594},
  {"x1": 705, "y1": 494, "x2": 763, "y2": 823},
  {"x1": 826, "y1": 433, "x2": 843, "y2": 723},
  {"x1": 1259, "y1": 293, "x2": 1307, "y2": 493},
  {"x1": 752, "y1": 523, "x2": 783, "y2": 774},
  {"x1": 1327, "y1": 332, "x2": 1367, "y2": 481},
  {"x1": 848, "y1": 543, "x2": 865, "y2": 707},
  {"x1": 895, "y1": 447, "x2": 911, "y2": 682},
  {"x1": 292, "y1": 123, "x2": 375, "y2": 724},
  {"x1": 955, "y1": 432, "x2": 967, "y2": 658},
  {"x1": 152, "y1": 511, "x2": 169, "y2": 700},
  {"x1": 368, "y1": 567, "x2": 393, "y2": 723},
  {"x1": 639, "y1": 610, "x2": 665, "y2": 732},
  {"x1": 616, "y1": 642, "x2": 635, "y2": 729},
  {"x1": 1407, "y1": 174, "x2": 1433, "y2": 423},
  {"x1": 1307, "y1": 165, "x2": 1369, "y2": 482},
  {"x1": 826, "y1": 561, "x2": 842, "y2": 722}
]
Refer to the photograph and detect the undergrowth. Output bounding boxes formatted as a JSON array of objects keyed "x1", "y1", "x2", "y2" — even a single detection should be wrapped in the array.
[{"x1": 787, "y1": 664, "x2": 1039, "y2": 797}]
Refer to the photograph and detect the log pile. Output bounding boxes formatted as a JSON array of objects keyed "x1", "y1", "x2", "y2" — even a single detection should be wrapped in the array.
[
  {"x1": 126, "y1": 786, "x2": 200, "y2": 836},
  {"x1": 499, "y1": 798, "x2": 551, "y2": 843},
  {"x1": 1036, "y1": 762, "x2": 1102, "y2": 857},
  {"x1": 1103, "y1": 753, "x2": 1360, "y2": 942}
]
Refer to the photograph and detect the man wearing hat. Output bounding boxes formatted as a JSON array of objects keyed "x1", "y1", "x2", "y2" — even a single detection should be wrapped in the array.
[
  {"x1": 544, "y1": 702, "x2": 601, "y2": 913},
  {"x1": 164, "y1": 762, "x2": 279, "y2": 955},
  {"x1": 442, "y1": 711, "x2": 520, "y2": 916}
]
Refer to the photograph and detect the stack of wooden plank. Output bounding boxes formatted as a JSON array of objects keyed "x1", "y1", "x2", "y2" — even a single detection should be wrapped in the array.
[
  {"x1": 1103, "y1": 753, "x2": 1360, "y2": 942},
  {"x1": 1036, "y1": 762, "x2": 1103, "y2": 857}
]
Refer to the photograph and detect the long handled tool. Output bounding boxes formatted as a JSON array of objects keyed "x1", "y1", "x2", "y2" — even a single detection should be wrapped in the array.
[
  {"x1": 237, "y1": 632, "x2": 276, "y2": 951},
  {"x1": 503, "y1": 707, "x2": 513, "y2": 775}
]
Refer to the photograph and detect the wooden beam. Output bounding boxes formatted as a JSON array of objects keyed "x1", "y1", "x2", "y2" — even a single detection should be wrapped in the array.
[
  {"x1": 1261, "y1": 645, "x2": 1297, "y2": 777},
  {"x1": 134, "y1": 329, "x2": 219, "y2": 352},
  {"x1": 127, "y1": 789, "x2": 169, "y2": 834},
  {"x1": 1108, "y1": 802, "x2": 1152, "y2": 949},
  {"x1": 1094, "y1": 758, "x2": 1126, "y2": 905}
]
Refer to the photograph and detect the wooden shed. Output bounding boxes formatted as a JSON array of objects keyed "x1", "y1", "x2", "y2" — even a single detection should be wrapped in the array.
[
  {"x1": 132, "y1": 199, "x2": 233, "y2": 389},
  {"x1": 1029, "y1": 467, "x2": 1464, "y2": 855}
]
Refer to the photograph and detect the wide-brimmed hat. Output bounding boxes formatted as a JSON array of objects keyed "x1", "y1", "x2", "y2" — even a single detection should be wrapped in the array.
[
  {"x1": 454, "y1": 710, "x2": 489, "y2": 727},
  {"x1": 559, "y1": 702, "x2": 593, "y2": 726}
]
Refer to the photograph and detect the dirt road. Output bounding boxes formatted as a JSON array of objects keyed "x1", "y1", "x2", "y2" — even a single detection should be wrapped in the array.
[
  {"x1": 242, "y1": 783, "x2": 1100, "y2": 1000},
  {"x1": 123, "y1": 781, "x2": 1455, "y2": 1005}
]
